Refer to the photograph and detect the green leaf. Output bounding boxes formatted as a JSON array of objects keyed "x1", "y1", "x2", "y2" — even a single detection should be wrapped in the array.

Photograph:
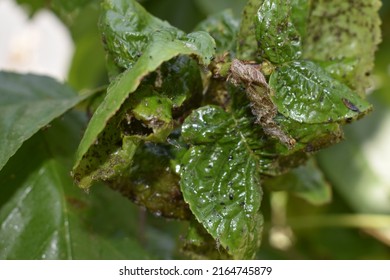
[
  {"x1": 180, "y1": 106, "x2": 263, "y2": 259},
  {"x1": 73, "y1": 56, "x2": 203, "y2": 188},
  {"x1": 100, "y1": 0, "x2": 172, "y2": 69},
  {"x1": 227, "y1": 88, "x2": 343, "y2": 176},
  {"x1": 265, "y1": 159, "x2": 332, "y2": 205},
  {"x1": 73, "y1": 0, "x2": 215, "y2": 183},
  {"x1": 194, "y1": 0, "x2": 247, "y2": 16},
  {"x1": 255, "y1": 0, "x2": 302, "y2": 64},
  {"x1": 195, "y1": 10, "x2": 239, "y2": 55},
  {"x1": 290, "y1": 0, "x2": 310, "y2": 40},
  {"x1": 155, "y1": 55, "x2": 203, "y2": 110},
  {"x1": 303, "y1": 0, "x2": 382, "y2": 96},
  {"x1": 100, "y1": 0, "x2": 215, "y2": 69},
  {"x1": 236, "y1": 0, "x2": 263, "y2": 60},
  {"x1": 269, "y1": 60, "x2": 372, "y2": 124},
  {"x1": 0, "y1": 72, "x2": 90, "y2": 172},
  {"x1": 0, "y1": 112, "x2": 151, "y2": 259},
  {"x1": 107, "y1": 142, "x2": 191, "y2": 220},
  {"x1": 67, "y1": 5, "x2": 107, "y2": 91},
  {"x1": 181, "y1": 219, "x2": 231, "y2": 259},
  {"x1": 255, "y1": 114, "x2": 343, "y2": 176}
]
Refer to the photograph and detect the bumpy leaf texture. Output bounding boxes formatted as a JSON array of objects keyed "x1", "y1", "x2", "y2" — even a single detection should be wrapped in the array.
[
  {"x1": 181, "y1": 106, "x2": 263, "y2": 259},
  {"x1": 255, "y1": 0, "x2": 302, "y2": 64},
  {"x1": 269, "y1": 60, "x2": 372, "y2": 124},
  {"x1": 73, "y1": 0, "x2": 215, "y2": 188}
]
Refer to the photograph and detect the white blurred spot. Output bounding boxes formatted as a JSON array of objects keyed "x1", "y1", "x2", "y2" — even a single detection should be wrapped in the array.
[
  {"x1": 362, "y1": 116, "x2": 390, "y2": 185},
  {"x1": 0, "y1": 0, "x2": 74, "y2": 81}
]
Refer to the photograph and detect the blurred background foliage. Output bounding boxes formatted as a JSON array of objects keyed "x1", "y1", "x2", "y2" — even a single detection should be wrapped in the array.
[{"x1": 7, "y1": 0, "x2": 390, "y2": 259}]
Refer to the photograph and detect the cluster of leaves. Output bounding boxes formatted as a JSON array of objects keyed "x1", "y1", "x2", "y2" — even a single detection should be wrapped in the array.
[{"x1": 0, "y1": 0, "x2": 381, "y2": 259}]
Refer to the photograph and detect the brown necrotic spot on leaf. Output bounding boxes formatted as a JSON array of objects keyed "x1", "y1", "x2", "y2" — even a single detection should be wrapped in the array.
[{"x1": 229, "y1": 59, "x2": 296, "y2": 149}]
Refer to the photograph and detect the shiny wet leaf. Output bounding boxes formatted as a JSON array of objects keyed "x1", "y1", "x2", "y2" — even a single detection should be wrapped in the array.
[
  {"x1": 269, "y1": 60, "x2": 372, "y2": 124},
  {"x1": 0, "y1": 112, "x2": 150, "y2": 259},
  {"x1": 255, "y1": 0, "x2": 302, "y2": 64},
  {"x1": 0, "y1": 72, "x2": 91, "y2": 172},
  {"x1": 73, "y1": 0, "x2": 215, "y2": 186},
  {"x1": 181, "y1": 106, "x2": 263, "y2": 259}
]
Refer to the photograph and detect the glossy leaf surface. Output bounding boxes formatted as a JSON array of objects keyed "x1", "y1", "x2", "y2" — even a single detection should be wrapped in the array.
[
  {"x1": 269, "y1": 60, "x2": 372, "y2": 124},
  {"x1": 73, "y1": 0, "x2": 215, "y2": 183},
  {"x1": 73, "y1": 56, "x2": 203, "y2": 188},
  {"x1": 100, "y1": 0, "x2": 215, "y2": 70},
  {"x1": 0, "y1": 112, "x2": 150, "y2": 259},
  {"x1": 0, "y1": 72, "x2": 90, "y2": 172},
  {"x1": 255, "y1": 0, "x2": 302, "y2": 64},
  {"x1": 181, "y1": 106, "x2": 263, "y2": 259}
]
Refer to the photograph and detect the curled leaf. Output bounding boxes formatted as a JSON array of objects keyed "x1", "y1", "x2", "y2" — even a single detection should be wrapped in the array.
[
  {"x1": 73, "y1": 0, "x2": 215, "y2": 187},
  {"x1": 269, "y1": 60, "x2": 372, "y2": 124}
]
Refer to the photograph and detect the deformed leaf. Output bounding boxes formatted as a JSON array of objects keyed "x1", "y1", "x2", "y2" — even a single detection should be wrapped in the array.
[
  {"x1": 73, "y1": 0, "x2": 215, "y2": 182},
  {"x1": 269, "y1": 60, "x2": 372, "y2": 124},
  {"x1": 255, "y1": 0, "x2": 302, "y2": 64},
  {"x1": 73, "y1": 56, "x2": 203, "y2": 188},
  {"x1": 181, "y1": 106, "x2": 263, "y2": 259},
  {"x1": 303, "y1": 0, "x2": 382, "y2": 96},
  {"x1": 73, "y1": 86, "x2": 170, "y2": 188},
  {"x1": 264, "y1": 159, "x2": 332, "y2": 205},
  {"x1": 100, "y1": 0, "x2": 172, "y2": 69},
  {"x1": 229, "y1": 59, "x2": 296, "y2": 148},
  {"x1": 100, "y1": 0, "x2": 215, "y2": 69},
  {"x1": 0, "y1": 72, "x2": 91, "y2": 172},
  {"x1": 154, "y1": 55, "x2": 203, "y2": 111},
  {"x1": 228, "y1": 88, "x2": 343, "y2": 176},
  {"x1": 108, "y1": 142, "x2": 191, "y2": 220}
]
